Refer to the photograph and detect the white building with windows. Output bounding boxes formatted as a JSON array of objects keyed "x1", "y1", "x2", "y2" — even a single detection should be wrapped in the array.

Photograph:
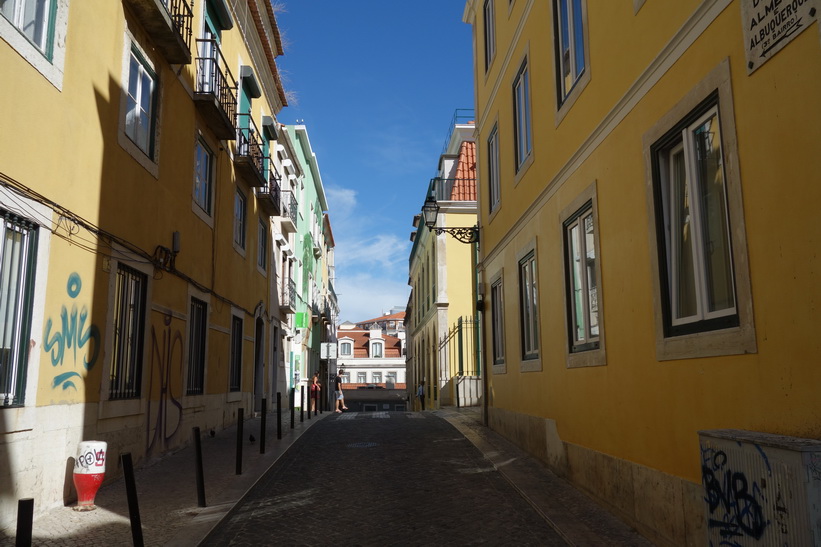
[{"x1": 336, "y1": 319, "x2": 406, "y2": 389}]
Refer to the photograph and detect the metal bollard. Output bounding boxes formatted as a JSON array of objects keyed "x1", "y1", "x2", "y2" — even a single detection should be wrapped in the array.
[
  {"x1": 276, "y1": 392, "x2": 282, "y2": 440},
  {"x1": 121, "y1": 453, "x2": 144, "y2": 546},
  {"x1": 300, "y1": 386, "x2": 304, "y2": 423},
  {"x1": 236, "y1": 408, "x2": 244, "y2": 475},
  {"x1": 16, "y1": 498, "x2": 33, "y2": 547},
  {"x1": 193, "y1": 427, "x2": 206, "y2": 507},
  {"x1": 260, "y1": 398, "x2": 267, "y2": 454}
]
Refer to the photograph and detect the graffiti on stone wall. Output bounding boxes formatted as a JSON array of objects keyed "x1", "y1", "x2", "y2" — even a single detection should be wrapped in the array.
[
  {"x1": 43, "y1": 273, "x2": 101, "y2": 390},
  {"x1": 701, "y1": 444, "x2": 770, "y2": 545},
  {"x1": 146, "y1": 313, "x2": 184, "y2": 454}
]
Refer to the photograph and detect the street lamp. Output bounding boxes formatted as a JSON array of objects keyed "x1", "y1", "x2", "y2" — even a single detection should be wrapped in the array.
[{"x1": 421, "y1": 196, "x2": 479, "y2": 244}]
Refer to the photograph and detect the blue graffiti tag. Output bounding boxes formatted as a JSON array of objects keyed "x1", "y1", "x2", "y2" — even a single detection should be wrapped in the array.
[{"x1": 43, "y1": 273, "x2": 101, "y2": 390}]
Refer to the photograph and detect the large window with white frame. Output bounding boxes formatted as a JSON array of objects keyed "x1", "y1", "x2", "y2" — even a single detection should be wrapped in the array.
[
  {"x1": 340, "y1": 341, "x2": 352, "y2": 356},
  {"x1": 513, "y1": 58, "x2": 532, "y2": 171},
  {"x1": 357, "y1": 372, "x2": 366, "y2": 383},
  {"x1": 643, "y1": 60, "x2": 755, "y2": 360},
  {"x1": 125, "y1": 46, "x2": 157, "y2": 158},
  {"x1": 0, "y1": 211, "x2": 38, "y2": 407},
  {"x1": 187, "y1": 298, "x2": 207, "y2": 395},
  {"x1": 483, "y1": 0, "x2": 495, "y2": 71},
  {"x1": 652, "y1": 99, "x2": 736, "y2": 336},
  {"x1": 0, "y1": 0, "x2": 55, "y2": 55},
  {"x1": 564, "y1": 202, "x2": 600, "y2": 352},
  {"x1": 110, "y1": 264, "x2": 147, "y2": 400},
  {"x1": 488, "y1": 124, "x2": 501, "y2": 213},
  {"x1": 372, "y1": 372, "x2": 382, "y2": 383},
  {"x1": 553, "y1": 0, "x2": 587, "y2": 104},
  {"x1": 194, "y1": 138, "x2": 213, "y2": 215},
  {"x1": 234, "y1": 189, "x2": 246, "y2": 250},
  {"x1": 518, "y1": 251, "x2": 539, "y2": 360},
  {"x1": 257, "y1": 218, "x2": 267, "y2": 270},
  {"x1": 371, "y1": 341, "x2": 383, "y2": 358},
  {"x1": 490, "y1": 276, "x2": 505, "y2": 365}
]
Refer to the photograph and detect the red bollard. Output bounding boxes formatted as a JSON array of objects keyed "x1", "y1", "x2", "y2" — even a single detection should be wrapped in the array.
[{"x1": 73, "y1": 441, "x2": 107, "y2": 511}]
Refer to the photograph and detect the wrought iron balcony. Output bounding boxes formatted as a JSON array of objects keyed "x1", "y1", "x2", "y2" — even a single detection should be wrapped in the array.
[
  {"x1": 280, "y1": 278, "x2": 296, "y2": 313},
  {"x1": 280, "y1": 190, "x2": 298, "y2": 233},
  {"x1": 194, "y1": 39, "x2": 237, "y2": 140},
  {"x1": 235, "y1": 114, "x2": 267, "y2": 186},
  {"x1": 124, "y1": 0, "x2": 193, "y2": 64},
  {"x1": 255, "y1": 168, "x2": 282, "y2": 217}
]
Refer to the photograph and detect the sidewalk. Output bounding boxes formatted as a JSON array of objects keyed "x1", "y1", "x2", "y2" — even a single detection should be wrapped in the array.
[
  {"x1": 3, "y1": 407, "x2": 653, "y2": 546},
  {"x1": 1, "y1": 408, "x2": 328, "y2": 547}
]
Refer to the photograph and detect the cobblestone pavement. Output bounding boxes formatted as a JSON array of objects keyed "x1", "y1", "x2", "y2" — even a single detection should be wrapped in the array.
[
  {"x1": 1, "y1": 407, "x2": 653, "y2": 546},
  {"x1": 201, "y1": 411, "x2": 567, "y2": 546}
]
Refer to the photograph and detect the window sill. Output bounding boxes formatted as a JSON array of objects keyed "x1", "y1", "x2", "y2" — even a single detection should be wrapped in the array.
[{"x1": 520, "y1": 357, "x2": 541, "y2": 372}]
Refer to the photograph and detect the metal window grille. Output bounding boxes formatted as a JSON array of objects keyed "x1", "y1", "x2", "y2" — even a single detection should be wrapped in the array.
[
  {"x1": 187, "y1": 298, "x2": 207, "y2": 395},
  {"x1": 229, "y1": 316, "x2": 242, "y2": 392},
  {"x1": 110, "y1": 264, "x2": 147, "y2": 400},
  {"x1": 0, "y1": 212, "x2": 37, "y2": 407}
]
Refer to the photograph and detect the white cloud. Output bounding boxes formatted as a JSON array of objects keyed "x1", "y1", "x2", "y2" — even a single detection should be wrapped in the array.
[{"x1": 334, "y1": 271, "x2": 409, "y2": 324}]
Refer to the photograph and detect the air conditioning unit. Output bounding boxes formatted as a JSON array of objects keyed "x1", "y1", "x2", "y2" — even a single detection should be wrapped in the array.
[{"x1": 699, "y1": 429, "x2": 821, "y2": 546}]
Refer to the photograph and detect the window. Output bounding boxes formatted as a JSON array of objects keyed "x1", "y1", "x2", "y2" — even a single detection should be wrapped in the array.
[
  {"x1": 229, "y1": 316, "x2": 242, "y2": 392},
  {"x1": 653, "y1": 101, "x2": 736, "y2": 336},
  {"x1": 340, "y1": 341, "x2": 352, "y2": 356},
  {"x1": 488, "y1": 124, "x2": 501, "y2": 213},
  {"x1": 371, "y1": 341, "x2": 383, "y2": 358},
  {"x1": 110, "y1": 264, "x2": 147, "y2": 400},
  {"x1": 564, "y1": 203, "x2": 599, "y2": 352},
  {"x1": 1, "y1": 0, "x2": 54, "y2": 55},
  {"x1": 234, "y1": 189, "x2": 246, "y2": 249},
  {"x1": 187, "y1": 298, "x2": 207, "y2": 395},
  {"x1": 372, "y1": 372, "x2": 382, "y2": 383},
  {"x1": 513, "y1": 59, "x2": 532, "y2": 170},
  {"x1": 554, "y1": 0, "x2": 586, "y2": 103},
  {"x1": 518, "y1": 251, "x2": 539, "y2": 360},
  {"x1": 643, "y1": 60, "x2": 755, "y2": 360},
  {"x1": 0, "y1": 212, "x2": 38, "y2": 407},
  {"x1": 125, "y1": 47, "x2": 157, "y2": 157},
  {"x1": 357, "y1": 372, "x2": 366, "y2": 383},
  {"x1": 483, "y1": 0, "x2": 495, "y2": 71},
  {"x1": 194, "y1": 138, "x2": 213, "y2": 214},
  {"x1": 257, "y1": 218, "x2": 267, "y2": 270},
  {"x1": 490, "y1": 277, "x2": 505, "y2": 365},
  {"x1": 386, "y1": 371, "x2": 397, "y2": 384}
]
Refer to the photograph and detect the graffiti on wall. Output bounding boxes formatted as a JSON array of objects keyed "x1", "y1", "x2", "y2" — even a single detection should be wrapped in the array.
[
  {"x1": 701, "y1": 444, "x2": 770, "y2": 545},
  {"x1": 43, "y1": 273, "x2": 101, "y2": 390},
  {"x1": 146, "y1": 313, "x2": 184, "y2": 454}
]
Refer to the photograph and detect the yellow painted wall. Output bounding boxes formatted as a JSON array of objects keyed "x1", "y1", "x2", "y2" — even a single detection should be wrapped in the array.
[{"x1": 473, "y1": 0, "x2": 821, "y2": 487}]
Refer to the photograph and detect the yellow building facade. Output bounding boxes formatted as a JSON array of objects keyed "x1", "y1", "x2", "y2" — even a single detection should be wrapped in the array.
[
  {"x1": 0, "y1": 0, "x2": 297, "y2": 530},
  {"x1": 465, "y1": 0, "x2": 821, "y2": 544}
]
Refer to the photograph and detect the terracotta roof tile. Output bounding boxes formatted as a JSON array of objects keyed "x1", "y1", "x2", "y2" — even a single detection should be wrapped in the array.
[
  {"x1": 340, "y1": 329, "x2": 403, "y2": 358},
  {"x1": 450, "y1": 141, "x2": 476, "y2": 201}
]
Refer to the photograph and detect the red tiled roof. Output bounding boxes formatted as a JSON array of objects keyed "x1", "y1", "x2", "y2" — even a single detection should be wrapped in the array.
[
  {"x1": 356, "y1": 311, "x2": 406, "y2": 325},
  {"x1": 248, "y1": 0, "x2": 288, "y2": 107},
  {"x1": 450, "y1": 141, "x2": 476, "y2": 201},
  {"x1": 340, "y1": 329, "x2": 403, "y2": 358}
]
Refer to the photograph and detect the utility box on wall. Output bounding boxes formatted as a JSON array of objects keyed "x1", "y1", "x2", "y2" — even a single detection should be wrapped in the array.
[{"x1": 699, "y1": 429, "x2": 821, "y2": 546}]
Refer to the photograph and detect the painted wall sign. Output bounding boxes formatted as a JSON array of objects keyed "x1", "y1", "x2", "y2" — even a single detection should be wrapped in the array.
[{"x1": 742, "y1": 0, "x2": 818, "y2": 73}]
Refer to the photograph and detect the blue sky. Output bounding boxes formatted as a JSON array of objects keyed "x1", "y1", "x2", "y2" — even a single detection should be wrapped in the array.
[{"x1": 276, "y1": 1, "x2": 475, "y2": 323}]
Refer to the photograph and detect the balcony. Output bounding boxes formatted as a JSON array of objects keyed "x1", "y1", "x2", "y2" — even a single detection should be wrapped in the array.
[
  {"x1": 429, "y1": 177, "x2": 477, "y2": 202},
  {"x1": 280, "y1": 190, "x2": 298, "y2": 233},
  {"x1": 280, "y1": 278, "x2": 296, "y2": 314},
  {"x1": 255, "y1": 169, "x2": 282, "y2": 217},
  {"x1": 124, "y1": 0, "x2": 192, "y2": 64},
  {"x1": 193, "y1": 39, "x2": 237, "y2": 140},
  {"x1": 235, "y1": 114, "x2": 267, "y2": 187}
]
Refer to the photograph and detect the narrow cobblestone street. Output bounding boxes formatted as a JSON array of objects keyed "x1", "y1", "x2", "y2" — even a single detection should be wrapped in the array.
[{"x1": 201, "y1": 412, "x2": 566, "y2": 546}]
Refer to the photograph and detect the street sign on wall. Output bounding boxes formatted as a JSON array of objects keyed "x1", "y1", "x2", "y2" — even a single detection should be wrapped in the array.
[
  {"x1": 320, "y1": 343, "x2": 338, "y2": 359},
  {"x1": 742, "y1": 0, "x2": 817, "y2": 73}
]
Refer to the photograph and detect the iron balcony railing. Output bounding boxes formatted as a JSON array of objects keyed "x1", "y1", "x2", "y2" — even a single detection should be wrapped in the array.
[
  {"x1": 281, "y1": 278, "x2": 296, "y2": 310},
  {"x1": 280, "y1": 189, "x2": 298, "y2": 225},
  {"x1": 165, "y1": 0, "x2": 193, "y2": 51},
  {"x1": 236, "y1": 113, "x2": 266, "y2": 184},
  {"x1": 428, "y1": 177, "x2": 478, "y2": 202},
  {"x1": 256, "y1": 168, "x2": 282, "y2": 215},
  {"x1": 441, "y1": 108, "x2": 475, "y2": 154},
  {"x1": 194, "y1": 38, "x2": 237, "y2": 135}
]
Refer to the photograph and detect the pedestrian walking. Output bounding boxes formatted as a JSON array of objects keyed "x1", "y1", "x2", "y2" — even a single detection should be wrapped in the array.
[
  {"x1": 417, "y1": 381, "x2": 426, "y2": 411},
  {"x1": 310, "y1": 373, "x2": 321, "y2": 412},
  {"x1": 334, "y1": 369, "x2": 348, "y2": 412}
]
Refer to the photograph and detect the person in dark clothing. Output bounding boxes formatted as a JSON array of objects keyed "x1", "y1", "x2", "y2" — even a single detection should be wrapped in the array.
[{"x1": 334, "y1": 369, "x2": 348, "y2": 412}]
